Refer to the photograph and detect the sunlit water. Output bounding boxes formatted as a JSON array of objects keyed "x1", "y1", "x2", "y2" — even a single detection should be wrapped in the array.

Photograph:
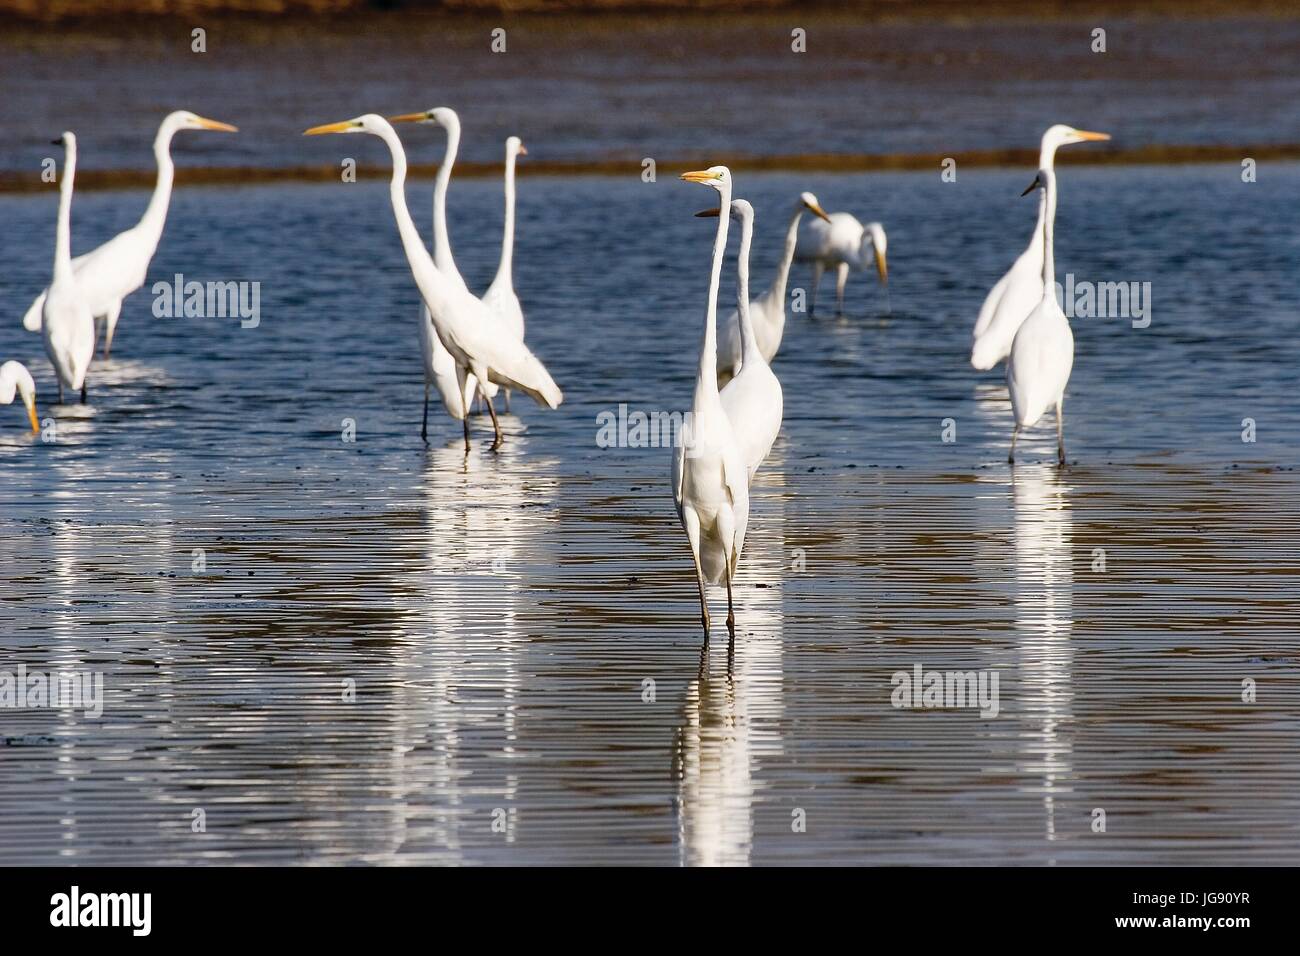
[{"x1": 1, "y1": 163, "x2": 1297, "y2": 864}]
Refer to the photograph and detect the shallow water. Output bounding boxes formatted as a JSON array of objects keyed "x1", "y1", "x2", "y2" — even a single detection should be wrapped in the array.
[{"x1": 1, "y1": 162, "x2": 1298, "y2": 864}]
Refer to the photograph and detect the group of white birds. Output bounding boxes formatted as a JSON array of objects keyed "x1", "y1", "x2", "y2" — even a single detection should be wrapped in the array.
[{"x1": 2, "y1": 110, "x2": 1108, "y2": 641}]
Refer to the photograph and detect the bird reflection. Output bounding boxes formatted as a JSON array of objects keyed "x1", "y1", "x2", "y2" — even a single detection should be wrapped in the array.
[{"x1": 1010, "y1": 462, "x2": 1075, "y2": 847}]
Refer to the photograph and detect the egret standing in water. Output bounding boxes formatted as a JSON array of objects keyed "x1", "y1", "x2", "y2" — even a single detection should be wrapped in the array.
[
  {"x1": 971, "y1": 125, "x2": 1109, "y2": 370},
  {"x1": 1007, "y1": 167, "x2": 1073, "y2": 466},
  {"x1": 482, "y1": 135, "x2": 529, "y2": 410},
  {"x1": 716, "y1": 192, "x2": 830, "y2": 387},
  {"x1": 672, "y1": 166, "x2": 750, "y2": 640},
  {"x1": 22, "y1": 111, "x2": 238, "y2": 358},
  {"x1": 794, "y1": 211, "x2": 888, "y2": 316},
  {"x1": 42, "y1": 132, "x2": 95, "y2": 406},
  {"x1": 304, "y1": 115, "x2": 562, "y2": 451},
  {"x1": 0, "y1": 361, "x2": 39, "y2": 434},
  {"x1": 699, "y1": 200, "x2": 783, "y2": 483}
]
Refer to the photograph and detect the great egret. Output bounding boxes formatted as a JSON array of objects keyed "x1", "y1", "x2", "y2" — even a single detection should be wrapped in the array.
[
  {"x1": 716, "y1": 192, "x2": 829, "y2": 386},
  {"x1": 22, "y1": 111, "x2": 238, "y2": 358},
  {"x1": 304, "y1": 115, "x2": 562, "y2": 450},
  {"x1": 971, "y1": 125, "x2": 1109, "y2": 370},
  {"x1": 482, "y1": 135, "x2": 529, "y2": 409},
  {"x1": 672, "y1": 166, "x2": 750, "y2": 640},
  {"x1": 389, "y1": 107, "x2": 506, "y2": 442},
  {"x1": 42, "y1": 133, "x2": 95, "y2": 406},
  {"x1": 699, "y1": 201, "x2": 783, "y2": 483},
  {"x1": 1007, "y1": 167, "x2": 1073, "y2": 466},
  {"x1": 794, "y1": 212, "x2": 887, "y2": 315},
  {"x1": 0, "y1": 361, "x2": 39, "y2": 433}
]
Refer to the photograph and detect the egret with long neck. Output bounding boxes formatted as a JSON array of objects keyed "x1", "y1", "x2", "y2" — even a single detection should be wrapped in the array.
[{"x1": 41, "y1": 132, "x2": 95, "y2": 405}]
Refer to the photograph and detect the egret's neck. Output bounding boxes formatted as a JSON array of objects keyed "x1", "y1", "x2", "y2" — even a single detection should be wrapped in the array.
[
  {"x1": 1026, "y1": 184, "x2": 1048, "y2": 259},
  {"x1": 53, "y1": 140, "x2": 76, "y2": 284},
  {"x1": 1040, "y1": 172, "x2": 1057, "y2": 297},
  {"x1": 767, "y1": 205, "x2": 803, "y2": 310},
  {"x1": 695, "y1": 183, "x2": 731, "y2": 403},
  {"x1": 433, "y1": 119, "x2": 461, "y2": 278},
  {"x1": 1037, "y1": 141, "x2": 1059, "y2": 172},
  {"x1": 378, "y1": 125, "x2": 448, "y2": 304},
  {"x1": 735, "y1": 211, "x2": 760, "y2": 365},
  {"x1": 139, "y1": 124, "x2": 177, "y2": 240},
  {"x1": 493, "y1": 149, "x2": 517, "y2": 287}
]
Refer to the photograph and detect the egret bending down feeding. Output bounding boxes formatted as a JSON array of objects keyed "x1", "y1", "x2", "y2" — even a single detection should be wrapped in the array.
[
  {"x1": 672, "y1": 166, "x2": 750, "y2": 640},
  {"x1": 0, "y1": 361, "x2": 39, "y2": 433},
  {"x1": 699, "y1": 201, "x2": 783, "y2": 483},
  {"x1": 304, "y1": 115, "x2": 562, "y2": 450},
  {"x1": 794, "y1": 211, "x2": 887, "y2": 316},
  {"x1": 971, "y1": 125, "x2": 1109, "y2": 370},
  {"x1": 42, "y1": 133, "x2": 95, "y2": 406},
  {"x1": 1006, "y1": 167, "x2": 1073, "y2": 466},
  {"x1": 716, "y1": 192, "x2": 830, "y2": 387},
  {"x1": 23, "y1": 111, "x2": 238, "y2": 358},
  {"x1": 481, "y1": 136, "x2": 529, "y2": 409}
]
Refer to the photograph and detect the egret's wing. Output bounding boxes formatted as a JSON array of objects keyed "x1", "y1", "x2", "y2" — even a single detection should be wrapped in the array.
[{"x1": 973, "y1": 267, "x2": 1013, "y2": 339}]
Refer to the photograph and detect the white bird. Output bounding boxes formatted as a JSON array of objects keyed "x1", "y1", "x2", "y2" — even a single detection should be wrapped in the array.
[
  {"x1": 304, "y1": 115, "x2": 562, "y2": 450},
  {"x1": 700, "y1": 200, "x2": 783, "y2": 483},
  {"x1": 482, "y1": 135, "x2": 529, "y2": 410},
  {"x1": 716, "y1": 192, "x2": 830, "y2": 387},
  {"x1": 971, "y1": 125, "x2": 1109, "y2": 370},
  {"x1": 22, "y1": 111, "x2": 238, "y2": 358},
  {"x1": 672, "y1": 166, "x2": 750, "y2": 640},
  {"x1": 41, "y1": 132, "x2": 95, "y2": 406},
  {"x1": 794, "y1": 211, "x2": 888, "y2": 316},
  {"x1": 0, "y1": 361, "x2": 39, "y2": 434},
  {"x1": 1006, "y1": 167, "x2": 1073, "y2": 466}
]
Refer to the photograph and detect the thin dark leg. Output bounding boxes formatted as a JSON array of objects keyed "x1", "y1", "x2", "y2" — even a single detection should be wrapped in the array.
[
  {"x1": 420, "y1": 384, "x2": 429, "y2": 443},
  {"x1": 483, "y1": 390, "x2": 503, "y2": 449},
  {"x1": 1008, "y1": 424, "x2": 1020, "y2": 464},
  {"x1": 723, "y1": 559, "x2": 736, "y2": 641},
  {"x1": 1056, "y1": 403, "x2": 1066, "y2": 467}
]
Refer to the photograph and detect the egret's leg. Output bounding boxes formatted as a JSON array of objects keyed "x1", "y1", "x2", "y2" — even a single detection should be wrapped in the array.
[
  {"x1": 810, "y1": 263, "x2": 824, "y2": 316},
  {"x1": 723, "y1": 556, "x2": 736, "y2": 641},
  {"x1": 683, "y1": 509, "x2": 710, "y2": 637},
  {"x1": 835, "y1": 263, "x2": 849, "y2": 315},
  {"x1": 462, "y1": 415, "x2": 471, "y2": 452},
  {"x1": 1008, "y1": 424, "x2": 1020, "y2": 464},
  {"x1": 1056, "y1": 401, "x2": 1067, "y2": 467},
  {"x1": 102, "y1": 301, "x2": 121, "y2": 359},
  {"x1": 504, "y1": 389, "x2": 512, "y2": 413},
  {"x1": 420, "y1": 383, "x2": 430, "y2": 443},
  {"x1": 483, "y1": 388, "x2": 504, "y2": 449},
  {"x1": 80, "y1": 381, "x2": 87, "y2": 404}
]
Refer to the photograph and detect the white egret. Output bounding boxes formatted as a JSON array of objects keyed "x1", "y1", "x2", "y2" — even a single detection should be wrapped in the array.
[
  {"x1": 1007, "y1": 167, "x2": 1073, "y2": 466},
  {"x1": 0, "y1": 361, "x2": 39, "y2": 433},
  {"x1": 971, "y1": 125, "x2": 1109, "y2": 370},
  {"x1": 22, "y1": 111, "x2": 238, "y2": 357},
  {"x1": 482, "y1": 135, "x2": 529, "y2": 409},
  {"x1": 304, "y1": 115, "x2": 562, "y2": 450},
  {"x1": 42, "y1": 132, "x2": 95, "y2": 406},
  {"x1": 672, "y1": 166, "x2": 750, "y2": 640},
  {"x1": 716, "y1": 192, "x2": 830, "y2": 386},
  {"x1": 794, "y1": 212, "x2": 887, "y2": 315},
  {"x1": 700, "y1": 200, "x2": 783, "y2": 483}
]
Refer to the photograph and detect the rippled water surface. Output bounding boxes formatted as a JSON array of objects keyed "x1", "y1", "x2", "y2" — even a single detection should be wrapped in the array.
[{"x1": 1, "y1": 162, "x2": 1298, "y2": 864}]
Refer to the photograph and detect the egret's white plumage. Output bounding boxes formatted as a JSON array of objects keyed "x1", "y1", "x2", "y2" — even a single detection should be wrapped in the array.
[
  {"x1": 716, "y1": 192, "x2": 830, "y2": 386},
  {"x1": 482, "y1": 136, "x2": 529, "y2": 410},
  {"x1": 1006, "y1": 167, "x2": 1074, "y2": 466},
  {"x1": 794, "y1": 211, "x2": 887, "y2": 315},
  {"x1": 672, "y1": 166, "x2": 750, "y2": 640},
  {"x1": 22, "y1": 111, "x2": 238, "y2": 357},
  {"x1": 971, "y1": 125, "x2": 1109, "y2": 370},
  {"x1": 41, "y1": 132, "x2": 95, "y2": 406},
  {"x1": 714, "y1": 200, "x2": 783, "y2": 483},
  {"x1": 304, "y1": 116, "x2": 562, "y2": 450},
  {"x1": 0, "y1": 360, "x2": 39, "y2": 433}
]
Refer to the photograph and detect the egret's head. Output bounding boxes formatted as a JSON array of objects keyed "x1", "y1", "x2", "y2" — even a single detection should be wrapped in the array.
[
  {"x1": 1040, "y1": 124, "x2": 1109, "y2": 162},
  {"x1": 304, "y1": 114, "x2": 386, "y2": 137},
  {"x1": 1021, "y1": 166, "x2": 1056, "y2": 197},
  {"x1": 170, "y1": 111, "x2": 239, "y2": 133},
  {"x1": 695, "y1": 198, "x2": 753, "y2": 225},
  {"x1": 51, "y1": 131, "x2": 75, "y2": 149},
  {"x1": 389, "y1": 107, "x2": 459, "y2": 131},
  {"x1": 507, "y1": 135, "x2": 528, "y2": 157},
  {"x1": 680, "y1": 165, "x2": 731, "y2": 191},
  {"x1": 0, "y1": 361, "x2": 38, "y2": 434},
  {"x1": 799, "y1": 192, "x2": 832, "y2": 223},
  {"x1": 863, "y1": 222, "x2": 888, "y2": 285}
]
